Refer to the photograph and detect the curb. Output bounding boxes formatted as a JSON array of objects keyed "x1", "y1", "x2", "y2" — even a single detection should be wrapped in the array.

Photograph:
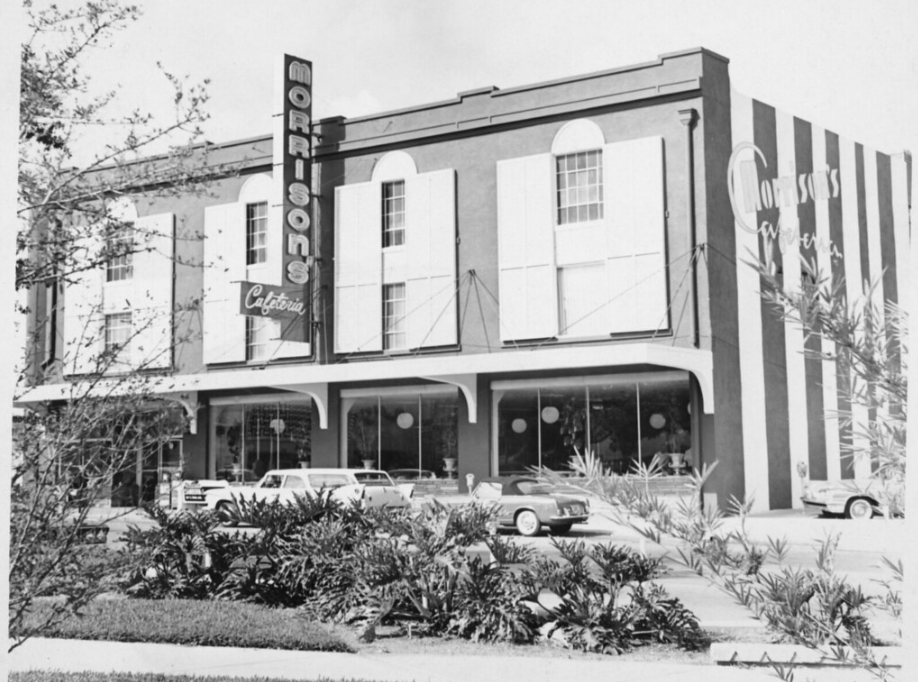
[{"x1": 710, "y1": 642, "x2": 903, "y2": 668}]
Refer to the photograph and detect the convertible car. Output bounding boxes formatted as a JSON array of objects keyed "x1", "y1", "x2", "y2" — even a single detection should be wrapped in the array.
[
  {"x1": 472, "y1": 476, "x2": 590, "y2": 536},
  {"x1": 801, "y1": 477, "x2": 904, "y2": 519}
]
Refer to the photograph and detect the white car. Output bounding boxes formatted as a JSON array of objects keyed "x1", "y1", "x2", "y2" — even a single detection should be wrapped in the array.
[
  {"x1": 204, "y1": 468, "x2": 412, "y2": 519},
  {"x1": 801, "y1": 478, "x2": 903, "y2": 519}
]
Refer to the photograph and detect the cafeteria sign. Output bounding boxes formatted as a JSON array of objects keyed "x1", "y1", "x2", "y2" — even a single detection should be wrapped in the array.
[{"x1": 239, "y1": 281, "x2": 308, "y2": 318}]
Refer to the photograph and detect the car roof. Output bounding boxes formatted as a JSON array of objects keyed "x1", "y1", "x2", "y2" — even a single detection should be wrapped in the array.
[{"x1": 264, "y1": 468, "x2": 389, "y2": 476}]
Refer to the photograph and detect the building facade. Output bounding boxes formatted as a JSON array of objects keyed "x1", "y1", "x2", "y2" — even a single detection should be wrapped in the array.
[{"x1": 17, "y1": 48, "x2": 911, "y2": 511}]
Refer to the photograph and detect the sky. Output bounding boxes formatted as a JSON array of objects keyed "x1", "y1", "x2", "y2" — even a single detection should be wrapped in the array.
[{"x1": 16, "y1": 0, "x2": 918, "y2": 163}]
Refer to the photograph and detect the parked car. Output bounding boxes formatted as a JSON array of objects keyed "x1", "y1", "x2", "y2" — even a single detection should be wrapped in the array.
[
  {"x1": 472, "y1": 476, "x2": 590, "y2": 536},
  {"x1": 801, "y1": 477, "x2": 903, "y2": 519},
  {"x1": 204, "y1": 468, "x2": 412, "y2": 520},
  {"x1": 388, "y1": 468, "x2": 436, "y2": 480}
]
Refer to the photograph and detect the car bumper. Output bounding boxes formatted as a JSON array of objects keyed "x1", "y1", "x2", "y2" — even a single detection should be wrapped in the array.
[
  {"x1": 548, "y1": 514, "x2": 589, "y2": 525},
  {"x1": 801, "y1": 499, "x2": 845, "y2": 515}
]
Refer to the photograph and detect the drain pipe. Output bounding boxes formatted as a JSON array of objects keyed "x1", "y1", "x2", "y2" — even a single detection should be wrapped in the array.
[{"x1": 678, "y1": 108, "x2": 700, "y2": 348}]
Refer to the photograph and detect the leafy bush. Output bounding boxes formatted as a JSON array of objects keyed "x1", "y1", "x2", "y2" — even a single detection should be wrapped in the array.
[{"x1": 118, "y1": 501, "x2": 705, "y2": 655}]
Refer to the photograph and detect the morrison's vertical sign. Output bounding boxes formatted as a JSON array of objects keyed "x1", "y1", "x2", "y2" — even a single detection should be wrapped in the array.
[{"x1": 238, "y1": 54, "x2": 313, "y2": 344}]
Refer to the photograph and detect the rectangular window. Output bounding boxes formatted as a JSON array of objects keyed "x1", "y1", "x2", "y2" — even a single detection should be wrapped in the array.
[
  {"x1": 383, "y1": 283, "x2": 407, "y2": 350},
  {"x1": 104, "y1": 312, "x2": 132, "y2": 368},
  {"x1": 556, "y1": 150, "x2": 603, "y2": 225},
  {"x1": 246, "y1": 315, "x2": 271, "y2": 361},
  {"x1": 246, "y1": 201, "x2": 268, "y2": 266},
  {"x1": 382, "y1": 181, "x2": 406, "y2": 247},
  {"x1": 106, "y1": 228, "x2": 133, "y2": 282}
]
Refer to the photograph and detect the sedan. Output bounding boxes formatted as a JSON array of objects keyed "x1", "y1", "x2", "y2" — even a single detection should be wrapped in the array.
[
  {"x1": 205, "y1": 468, "x2": 412, "y2": 520},
  {"x1": 473, "y1": 476, "x2": 590, "y2": 536},
  {"x1": 801, "y1": 478, "x2": 903, "y2": 519}
]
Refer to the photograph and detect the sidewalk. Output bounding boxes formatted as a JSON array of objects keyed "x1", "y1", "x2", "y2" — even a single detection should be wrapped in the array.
[{"x1": 9, "y1": 637, "x2": 780, "y2": 681}]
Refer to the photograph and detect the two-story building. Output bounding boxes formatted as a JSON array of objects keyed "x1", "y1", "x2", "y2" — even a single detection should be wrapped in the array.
[{"x1": 16, "y1": 48, "x2": 911, "y2": 511}]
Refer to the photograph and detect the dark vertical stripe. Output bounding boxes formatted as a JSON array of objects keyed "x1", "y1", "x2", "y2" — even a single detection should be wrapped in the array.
[
  {"x1": 753, "y1": 100, "x2": 792, "y2": 509},
  {"x1": 876, "y1": 154, "x2": 900, "y2": 374},
  {"x1": 855, "y1": 144, "x2": 871, "y2": 288},
  {"x1": 824, "y1": 131, "x2": 853, "y2": 478},
  {"x1": 794, "y1": 118, "x2": 827, "y2": 481}
]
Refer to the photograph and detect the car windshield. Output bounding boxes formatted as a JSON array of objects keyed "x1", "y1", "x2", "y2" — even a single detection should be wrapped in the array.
[
  {"x1": 307, "y1": 474, "x2": 352, "y2": 489},
  {"x1": 513, "y1": 481, "x2": 553, "y2": 495},
  {"x1": 354, "y1": 472, "x2": 395, "y2": 487}
]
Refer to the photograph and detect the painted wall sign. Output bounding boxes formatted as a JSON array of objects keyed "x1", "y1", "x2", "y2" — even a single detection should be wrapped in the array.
[
  {"x1": 271, "y1": 53, "x2": 313, "y2": 342},
  {"x1": 238, "y1": 281, "x2": 307, "y2": 318},
  {"x1": 728, "y1": 141, "x2": 843, "y2": 258}
]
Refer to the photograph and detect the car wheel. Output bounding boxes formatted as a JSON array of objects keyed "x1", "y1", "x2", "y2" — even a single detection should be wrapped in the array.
[
  {"x1": 845, "y1": 497, "x2": 874, "y2": 520},
  {"x1": 549, "y1": 523, "x2": 573, "y2": 536},
  {"x1": 217, "y1": 501, "x2": 237, "y2": 526},
  {"x1": 515, "y1": 510, "x2": 542, "y2": 537}
]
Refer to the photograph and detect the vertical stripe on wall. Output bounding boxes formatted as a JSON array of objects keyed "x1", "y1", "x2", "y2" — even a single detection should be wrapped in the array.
[
  {"x1": 753, "y1": 99, "x2": 793, "y2": 509},
  {"x1": 891, "y1": 154, "x2": 910, "y2": 316},
  {"x1": 812, "y1": 126, "x2": 842, "y2": 482},
  {"x1": 839, "y1": 138, "x2": 867, "y2": 479},
  {"x1": 876, "y1": 155, "x2": 900, "y2": 378},
  {"x1": 730, "y1": 89, "x2": 770, "y2": 512},
  {"x1": 776, "y1": 110, "x2": 809, "y2": 510},
  {"x1": 793, "y1": 117, "x2": 828, "y2": 484},
  {"x1": 863, "y1": 149, "x2": 886, "y2": 476}
]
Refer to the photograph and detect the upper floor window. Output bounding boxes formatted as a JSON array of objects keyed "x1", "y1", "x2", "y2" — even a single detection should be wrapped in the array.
[
  {"x1": 104, "y1": 312, "x2": 132, "y2": 368},
  {"x1": 556, "y1": 150, "x2": 603, "y2": 225},
  {"x1": 106, "y1": 228, "x2": 133, "y2": 282},
  {"x1": 246, "y1": 201, "x2": 268, "y2": 266},
  {"x1": 246, "y1": 315, "x2": 270, "y2": 361},
  {"x1": 382, "y1": 181, "x2": 406, "y2": 247},
  {"x1": 382, "y1": 283, "x2": 407, "y2": 350}
]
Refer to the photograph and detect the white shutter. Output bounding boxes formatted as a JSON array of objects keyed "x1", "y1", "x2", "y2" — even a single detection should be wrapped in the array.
[
  {"x1": 63, "y1": 235, "x2": 104, "y2": 376},
  {"x1": 405, "y1": 169, "x2": 457, "y2": 348},
  {"x1": 131, "y1": 213, "x2": 174, "y2": 369},
  {"x1": 604, "y1": 136, "x2": 668, "y2": 333},
  {"x1": 496, "y1": 153, "x2": 557, "y2": 341},
  {"x1": 260, "y1": 203, "x2": 311, "y2": 360},
  {"x1": 334, "y1": 182, "x2": 383, "y2": 353},
  {"x1": 203, "y1": 202, "x2": 247, "y2": 363}
]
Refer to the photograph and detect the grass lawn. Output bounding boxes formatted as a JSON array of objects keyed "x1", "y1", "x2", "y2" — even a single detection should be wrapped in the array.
[
  {"x1": 9, "y1": 670, "x2": 384, "y2": 682},
  {"x1": 17, "y1": 599, "x2": 352, "y2": 652}
]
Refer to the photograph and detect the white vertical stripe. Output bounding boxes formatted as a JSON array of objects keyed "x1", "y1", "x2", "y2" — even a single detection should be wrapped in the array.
[
  {"x1": 838, "y1": 138, "x2": 870, "y2": 478},
  {"x1": 775, "y1": 110, "x2": 808, "y2": 509},
  {"x1": 863, "y1": 149, "x2": 886, "y2": 480},
  {"x1": 811, "y1": 126, "x2": 842, "y2": 481},
  {"x1": 890, "y1": 154, "x2": 910, "y2": 314},
  {"x1": 731, "y1": 89, "x2": 770, "y2": 512}
]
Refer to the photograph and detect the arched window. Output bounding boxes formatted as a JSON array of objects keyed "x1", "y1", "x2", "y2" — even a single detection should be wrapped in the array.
[{"x1": 552, "y1": 119, "x2": 606, "y2": 225}]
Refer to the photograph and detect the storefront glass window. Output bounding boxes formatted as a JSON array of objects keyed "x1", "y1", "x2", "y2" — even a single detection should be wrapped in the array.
[
  {"x1": 343, "y1": 388, "x2": 458, "y2": 477},
  {"x1": 212, "y1": 401, "x2": 312, "y2": 482},
  {"x1": 347, "y1": 397, "x2": 380, "y2": 468},
  {"x1": 495, "y1": 375, "x2": 691, "y2": 477},
  {"x1": 638, "y1": 379, "x2": 692, "y2": 470},
  {"x1": 496, "y1": 389, "x2": 539, "y2": 475},
  {"x1": 588, "y1": 382, "x2": 639, "y2": 475},
  {"x1": 421, "y1": 395, "x2": 458, "y2": 477},
  {"x1": 539, "y1": 386, "x2": 587, "y2": 471}
]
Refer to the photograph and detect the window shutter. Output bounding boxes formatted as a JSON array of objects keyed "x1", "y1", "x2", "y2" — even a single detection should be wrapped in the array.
[
  {"x1": 63, "y1": 234, "x2": 104, "y2": 376},
  {"x1": 334, "y1": 182, "x2": 383, "y2": 353},
  {"x1": 496, "y1": 153, "x2": 557, "y2": 341},
  {"x1": 604, "y1": 136, "x2": 668, "y2": 333},
  {"x1": 131, "y1": 213, "x2": 174, "y2": 369},
  {"x1": 405, "y1": 169, "x2": 457, "y2": 348},
  {"x1": 259, "y1": 203, "x2": 311, "y2": 360},
  {"x1": 203, "y1": 202, "x2": 247, "y2": 363}
]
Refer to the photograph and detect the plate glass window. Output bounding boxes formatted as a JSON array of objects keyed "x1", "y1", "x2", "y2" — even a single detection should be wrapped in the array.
[
  {"x1": 106, "y1": 227, "x2": 133, "y2": 282},
  {"x1": 383, "y1": 283, "x2": 407, "y2": 350},
  {"x1": 246, "y1": 201, "x2": 268, "y2": 266},
  {"x1": 556, "y1": 150, "x2": 603, "y2": 224},
  {"x1": 245, "y1": 315, "x2": 270, "y2": 361},
  {"x1": 382, "y1": 181, "x2": 406, "y2": 247},
  {"x1": 104, "y1": 312, "x2": 132, "y2": 369}
]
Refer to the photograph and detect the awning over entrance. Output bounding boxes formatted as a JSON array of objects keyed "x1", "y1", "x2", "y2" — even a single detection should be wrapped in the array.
[{"x1": 15, "y1": 343, "x2": 714, "y2": 429}]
